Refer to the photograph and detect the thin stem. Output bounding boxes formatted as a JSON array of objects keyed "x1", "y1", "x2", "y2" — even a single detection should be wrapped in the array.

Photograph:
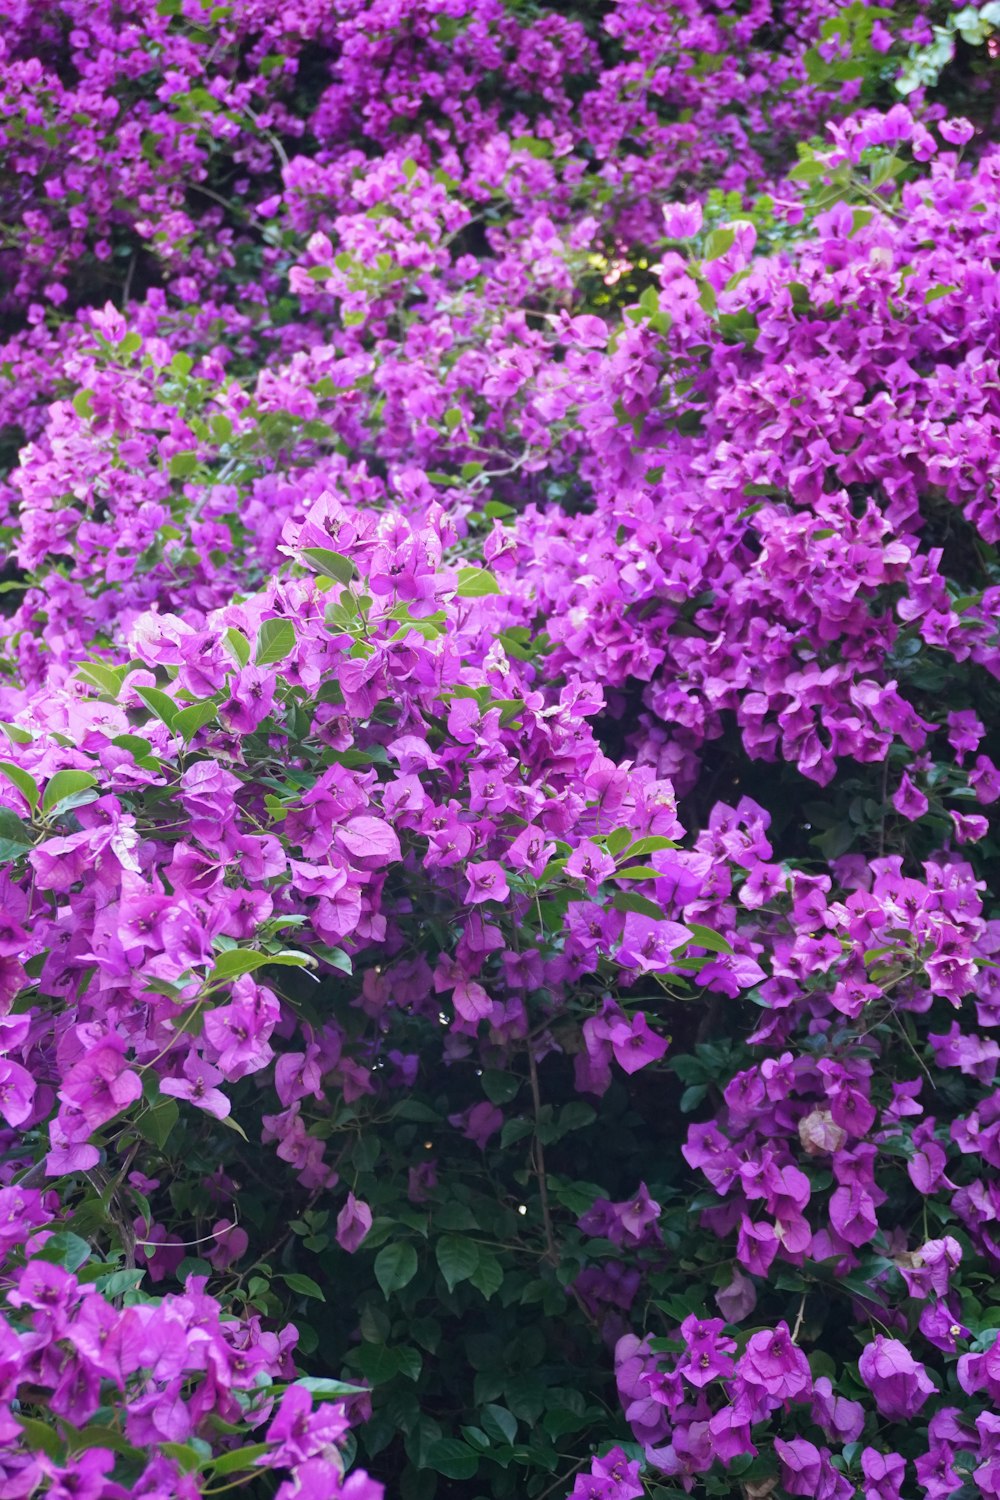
[{"x1": 527, "y1": 1047, "x2": 557, "y2": 1265}]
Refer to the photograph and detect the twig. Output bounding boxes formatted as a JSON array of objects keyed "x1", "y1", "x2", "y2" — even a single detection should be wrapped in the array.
[
  {"x1": 791, "y1": 1291, "x2": 807, "y2": 1343},
  {"x1": 527, "y1": 1046, "x2": 557, "y2": 1265}
]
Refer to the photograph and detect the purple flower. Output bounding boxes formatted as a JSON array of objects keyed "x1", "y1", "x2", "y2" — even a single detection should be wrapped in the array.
[
  {"x1": 775, "y1": 1438, "x2": 824, "y2": 1496},
  {"x1": 464, "y1": 861, "x2": 510, "y2": 905},
  {"x1": 569, "y1": 1448, "x2": 643, "y2": 1500},
  {"x1": 738, "y1": 1322, "x2": 812, "y2": 1401},
  {"x1": 858, "y1": 1336, "x2": 936, "y2": 1420},
  {"x1": 892, "y1": 772, "x2": 928, "y2": 820},
  {"x1": 0, "y1": 1058, "x2": 36, "y2": 1127},
  {"x1": 607, "y1": 1011, "x2": 668, "y2": 1075},
  {"x1": 336, "y1": 1193, "x2": 373, "y2": 1254},
  {"x1": 939, "y1": 117, "x2": 974, "y2": 146},
  {"x1": 678, "y1": 1315, "x2": 736, "y2": 1387},
  {"x1": 616, "y1": 913, "x2": 690, "y2": 973}
]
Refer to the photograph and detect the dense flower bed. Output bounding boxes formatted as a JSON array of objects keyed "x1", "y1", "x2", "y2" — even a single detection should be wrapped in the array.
[{"x1": 1, "y1": 2, "x2": 999, "y2": 1498}]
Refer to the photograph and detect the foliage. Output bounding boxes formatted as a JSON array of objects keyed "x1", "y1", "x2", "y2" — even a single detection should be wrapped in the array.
[{"x1": 0, "y1": 3, "x2": 999, "y2": 1500}]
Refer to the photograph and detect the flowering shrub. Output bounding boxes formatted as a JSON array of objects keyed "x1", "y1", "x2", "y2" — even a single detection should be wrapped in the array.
[{"x1": 1, "y1": 2, "x2": 1000, "y2": 1498}]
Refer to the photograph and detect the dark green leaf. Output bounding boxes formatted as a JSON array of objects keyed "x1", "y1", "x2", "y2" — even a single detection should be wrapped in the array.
[
  {"x1": 436, "y1": 1235, "x2": 479, "y2": 1292},
  {"x1": 280, "y1": 1273, "x2": 325, "y2": 1301},
  {"x1": 426, "y1": 1439, "x2": 480, "y2": 1481},
  {"x1": 375, "y1": 1242, "x2": 419, "y2": 1298}
]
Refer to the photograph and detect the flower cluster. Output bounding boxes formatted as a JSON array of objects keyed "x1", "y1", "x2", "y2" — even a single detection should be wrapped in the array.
[{"x1": 1, "y1": 3, "x2": 999, "y2": 1499}]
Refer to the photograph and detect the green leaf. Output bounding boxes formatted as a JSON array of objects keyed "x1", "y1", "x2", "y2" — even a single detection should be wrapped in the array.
[
  {"x1": 95, "y1": 1268, "x2": 145, "y2": 1297},
  {"x1": 208, "y1": 1443, "x2": 271, "y2": 1477},
  {"x1": 436, "y1": 1235, "x2": 479, "y2": 1292},
  {"x1": 169, "y1": 450, "x2": 199, "y2": 480},
  {"x1": 292, "y1": 1376, "x2": 366, "y2": 1397},
  {"x1": 76, "y1": 660, "x2": 125, "y2": 698},
  {"x1": 0, "y1": 760, "x2": 39, "y2": 812},
  {"x1": 67, "y1": 1425, "x2": 142, "y2": 1458},
  {"x1": 480, "y1": 1405, "x2": 518, "y2": 1446},
  {"x1": 254, "y1": 617, "x2": 296, "y2": 667},
  {"x1": 173, "y1": 702, "x2": 217, "y2": 741},
  {"x1": 468, "y1": 1250, "x2": 503, "y2": 1300},
  {"x1": 137, "y1": 1096, "x2": 179, "y2": 1149},
  {"x1": 426, "y1": 1439, "x2": 480, "y2": 1481},
  {"x1": 302, "y1": 547, "x2": 355, "y2": 583},
  {"x1": 612, "y1": 865, "x2": 663, "y2": 880},
  {"x1": 0, "y1": 720, "x2": 32, "y2": 745},
  {"x1": 209, "y1": 948, "x2": 309, "y2": 981},
  {"x1": 703, "y1": 226, "x2": 736, "y2": 260},
  {"x1": 73, "y1": 388, "x2": 95, "y2": 419},
  {"x1": 0, "y1": 808, "x2": 33, "y2": 862},
  {"x1": 42, "y1": 770, "x2": 98, "y2": 814},
  {"x1": 375, "y1": 1242, "x2": 419, "y2": 1298},
  {"x1": 686, "y1": 922, "x2": 733, "y2": 955},
  {"x1": 134, "y1": 685, "x2": 177, "y2": 730},
  {"x1": 624, "y1": 835, "x2": 677, "y2": 858},
  {"x1": 35, "y1": 1231, "x2": 92, "y2": 1272},
  {"x1": 223, "y1": 627, "x2": 251, "y2": 667},
  {"x1": 456, "y1": 566, "x2": 501, "y2": 598},
  {"x1": 280, "y1": 1272, "x2": 325, "y2": 1301},
  {"x1": 160, "y1": 1442, "x2": 203, "y2": 1474},
  {"x1": 351, "y1": 1343, "x2": 420, "y2": 1384},
  {"x1": 924, "y1": 283, "x2": 957, "y2": 304},
  {"x1": 611, "y1": 891, "x2": 663, "y2": 920},
  {"x1": 481, "y1": 1068, "x2": 520, "y2": 1104},
  {"x1": 15, "y1": 1417, "x2": 63, "y2": 1460}
]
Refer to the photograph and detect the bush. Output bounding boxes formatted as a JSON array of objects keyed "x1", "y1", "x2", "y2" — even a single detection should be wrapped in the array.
[{"x1": 1, "y1": 3, "x2": 1000, "y2": 1499}]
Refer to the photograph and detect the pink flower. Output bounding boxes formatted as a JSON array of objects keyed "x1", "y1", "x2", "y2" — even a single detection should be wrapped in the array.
[
  {"x1": 939, "y1": 117, "x2": 974, "y2": 146},
  {"x1": 662, "y1": 201, "x2": 703, "y2": 238},
  {"x1": 739, "y1": 1323, "x2": 812, "y2": 1401},
  {"x1": 892, "y1": 772, "x2": 928, "y2": 820},
  {"x1": 858, "y1": 1336, "x2": 936, "y2": 1420},
  {"x1": 336, "y1": 1193, "x2": 373, "y2": 1254},
  {"x1": 464, "y1": 861, "x2": 510, "y2": 904}
]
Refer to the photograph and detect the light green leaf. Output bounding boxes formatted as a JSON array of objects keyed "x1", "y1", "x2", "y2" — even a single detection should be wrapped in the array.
[
  {"x1": 456, "y1": 566, "x2": 501, "y2": 598},
  {"x1": 76, "y1": 660, "x2": 124, "y2": 698},
  {"x1": 292, "y1": 1377, "x2": 366, "y2": 1397},
  {"x1": 0, "y1": 760, "x2": 39, "y2": 812},
  {"x1": 254, "y1": 617, "x2": 296, "y2": 667},
  {"x1": 173, "y1": 702, "x2": 217, "y2": 741},
  {"x1": 208, "y1": 1444, "x2": 271, "y2": 1477},
  {"x1": 703, "y1": 226, "x2": 736, "y2": 260},
  {"x1": 223, "y1": 627, "x2": 251, "y2": 667},
  {"x1": 42, "y1": 770, "x2": 98, "y2": 814},
  {"x1": 134, "y1": 685, "x2": 177, "y2": 730},
  {"x1": 302, "y1": 547, "x2": 355, "y2": 584},
  {"x1": 209, "y1": 948, "x2": 308, "y2": 981},
  {"x1": 0, "y1": 721, "x2": 33, "y2": 745},
  {"x1": 169, "y1": 450, "x2": 199, "y2": 480},
  {"x1": 686, "y1": 922, "x2": 734, "y2": 955}
]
